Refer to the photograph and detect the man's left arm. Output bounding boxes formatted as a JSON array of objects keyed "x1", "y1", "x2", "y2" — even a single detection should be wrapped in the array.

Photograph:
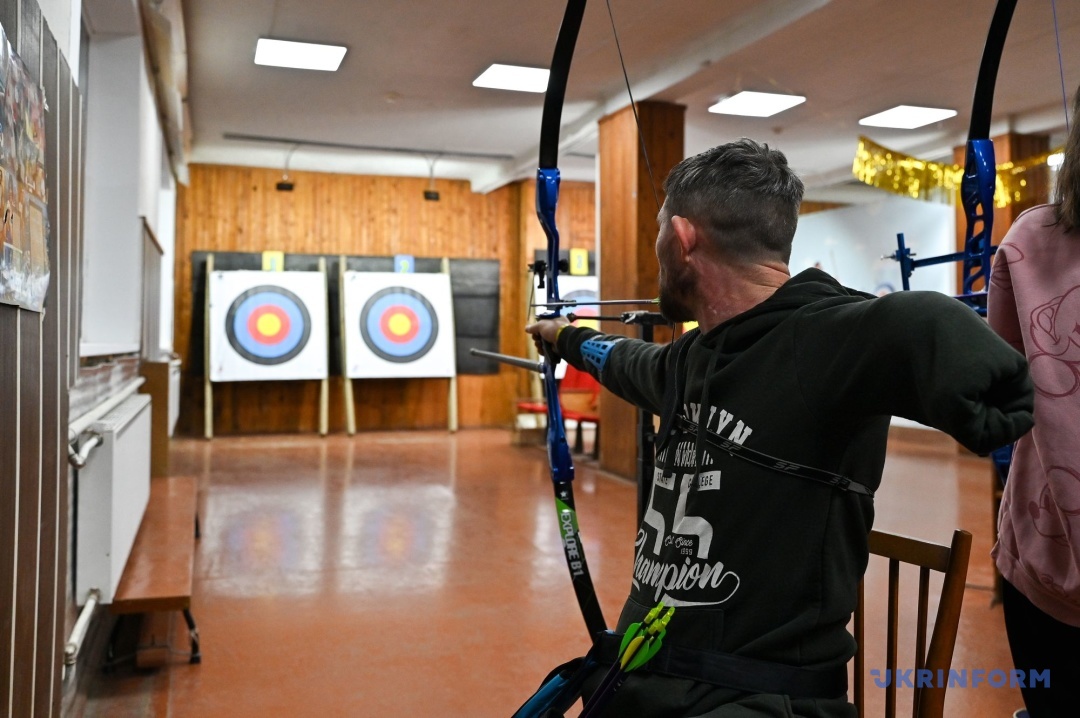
[{"x1": 794, "y1": 291, "x2": 1034, "y2": 454}]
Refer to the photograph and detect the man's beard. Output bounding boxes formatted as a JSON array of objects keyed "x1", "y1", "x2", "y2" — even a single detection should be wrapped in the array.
[{"x1": 657, "y1": 262, "x2": 696, "y2": 323}]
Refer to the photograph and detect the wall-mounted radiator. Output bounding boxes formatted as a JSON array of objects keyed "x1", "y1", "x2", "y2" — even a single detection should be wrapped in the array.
[{"x1": 76, "y1": 393, "x2": 152, "y2": 605}]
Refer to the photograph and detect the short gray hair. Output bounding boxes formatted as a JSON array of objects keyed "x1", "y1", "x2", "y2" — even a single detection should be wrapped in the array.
[{"x1": 662, "y1": 139, "x2": 804, "y2": 264}]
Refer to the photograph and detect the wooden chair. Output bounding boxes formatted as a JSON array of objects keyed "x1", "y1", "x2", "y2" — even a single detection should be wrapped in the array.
[{"x1": 853, "y1": 528, "x2": 972, "y2": 718}]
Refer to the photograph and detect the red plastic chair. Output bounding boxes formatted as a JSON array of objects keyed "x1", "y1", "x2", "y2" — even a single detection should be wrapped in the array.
[{"x1": 515, "y1": 364, "x2": 601, "y2": 457}]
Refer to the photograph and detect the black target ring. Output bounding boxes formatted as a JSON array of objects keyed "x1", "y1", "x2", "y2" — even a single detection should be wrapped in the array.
[{"x1": 225, "y1": 285, "x2": 312, "y2": 365}]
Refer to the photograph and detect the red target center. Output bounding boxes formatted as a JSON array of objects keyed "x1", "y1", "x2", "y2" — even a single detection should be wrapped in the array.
[
  {"x1": 247, "y1": 305, "x2": 291, "y2": 344},
  {"x1": 380, "y1": 305, "x2": 420, "y2": 343}
]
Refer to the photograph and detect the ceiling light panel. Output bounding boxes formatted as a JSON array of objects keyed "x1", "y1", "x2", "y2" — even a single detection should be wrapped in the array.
[
  {"x1": 472, "y1": 64, "x2": 549, "y2": 93},
  {"x1": 254, "y1": 38, "x2": 347, "y2": 71},
  {"x1": 707, "y1": 91, "x2": 806, "y2": 118},
  {"x1": 858, "y1": 105, "x2": 957, "y2": 129}
]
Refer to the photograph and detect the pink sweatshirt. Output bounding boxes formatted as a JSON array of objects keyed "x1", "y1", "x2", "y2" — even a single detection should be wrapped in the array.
[{"x1": 989, "y1": 204, "x2": 1080, "y2": 627}]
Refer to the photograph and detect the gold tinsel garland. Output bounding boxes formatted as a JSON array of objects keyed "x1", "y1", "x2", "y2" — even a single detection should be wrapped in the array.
[{"x1": 852, "y1": 136, "x2": 1063, "y2": 208}]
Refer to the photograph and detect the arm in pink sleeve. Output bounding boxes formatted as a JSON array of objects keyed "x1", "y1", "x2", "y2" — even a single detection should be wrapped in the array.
[{"x1": 988, "y1": 247, "x2": 1023, "y2": 354}]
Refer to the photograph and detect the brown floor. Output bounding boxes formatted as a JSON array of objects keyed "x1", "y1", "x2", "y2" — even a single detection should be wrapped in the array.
[{"x1": 83, "y1": 429, "x2": 1022, "y2": 717}]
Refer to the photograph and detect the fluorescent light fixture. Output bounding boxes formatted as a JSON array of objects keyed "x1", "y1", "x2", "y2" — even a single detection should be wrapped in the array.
[
  {"x1": 858, "y1": 105, "x2": 957, "y2": 129},
  {"x1": 707, "y1": 91, "x2": 806, "y2": 118},
  {"x1": 1048, "y1": 152, "x2": 1065, "y2": 169},
  {"x1": 472, "y1": 64, "x2": 549, "y2": 93},
  {"x1": 254, "y1": 38, "x2": 347, "y2": 71}
]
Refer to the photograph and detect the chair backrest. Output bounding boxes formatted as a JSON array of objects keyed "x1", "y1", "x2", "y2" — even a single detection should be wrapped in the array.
[
  {"x1": 853, "y1": 528, "x2": 972, "y2": 718},
  {"x1": 560, "y1": 364, "x2": 600, "y2": 412}
]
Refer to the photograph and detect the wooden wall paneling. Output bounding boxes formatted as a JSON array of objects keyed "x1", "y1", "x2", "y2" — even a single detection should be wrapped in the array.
[
  {"x1": 20, "y1": 0, "x2": 40, "y2": 83},
  {"x1": 172, "y1": 181, "x2": 192, "y2": 365},
  {"x1": 800, "y1": 201, "x2": 848, "y2": 215},
  {"x1": 598, "y1": 107, "x2": 646, "y2": 481},
  {"x1": 597, "y1": 101, "x2": 684, "y2": 479},
  {"x1": 61, "y1": 56, "x2": 77, "y2": 386},
  {"x1": 175, "y1": 166, "x2": 539, "y2": 435},
  {"x1": 58, "y1": 65, "x2": 76, "y2": 718},
  {"x1": 14, "y1": 313, "x2": 42, "y2": 718},
  {"x1": 520, "y1": 179, "x2": 597, "y2": 257},
  {"x1": 0, "y1": 306, "x2": 17, "y2": 718},
  {"x1": 0, "y1": 9, "x2": 80, "y2": 716},
  {"x1": 36, "y1": 25, "x2": 60, "y2": 717},
  {"x1": 0, "y1": 0, "x2": 16, "y2": 50}
]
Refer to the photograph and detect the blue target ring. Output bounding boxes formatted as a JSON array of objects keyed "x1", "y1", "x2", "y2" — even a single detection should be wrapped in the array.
[
  {"x1": 360, "y1": 287, "x2": 439, "y2": 363},
  {"x1": 225, "y1": 286, "x2": 312, "y2": 365}
]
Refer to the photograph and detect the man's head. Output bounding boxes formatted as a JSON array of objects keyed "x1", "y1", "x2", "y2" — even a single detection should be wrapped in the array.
[
  {"x1": 663, "y1": 139, "x2": 804, "y2": 263},
  {"x1": 655, "y1": 139, "x2": 804, "y2": 322}
]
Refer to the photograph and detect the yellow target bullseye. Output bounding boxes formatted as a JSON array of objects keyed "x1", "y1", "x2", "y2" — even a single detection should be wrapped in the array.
[
  {"x1": 387, "y1": 312, "x2": 413, "y2": 336},
  {"x1": 256, "y1": 312, "x2": 283, "y2": 337}
]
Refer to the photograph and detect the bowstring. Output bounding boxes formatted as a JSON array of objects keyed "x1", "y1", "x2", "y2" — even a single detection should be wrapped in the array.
[
  {"x1": 604, "y1": 0, "x2": 684, "y2": 343},
  {"x1": 1051, "y1": 0, "x2": 1070, "y2": 131},
  {"x1": 1049, "y1": 0, "x2": 1067, "y2": 131},
  {"x1": 605, "y1": 0, "x2": 661, "y2": 214}
]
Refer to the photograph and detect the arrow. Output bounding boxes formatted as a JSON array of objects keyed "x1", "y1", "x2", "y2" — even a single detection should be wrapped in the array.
[{"x1": 579, "y1": 602, "x2": 675, "y2": 718}]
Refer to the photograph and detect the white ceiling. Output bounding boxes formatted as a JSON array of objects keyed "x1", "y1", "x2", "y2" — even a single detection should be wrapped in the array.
[{"x1": 183, "y1": 0, "x2": 1080, "y2": 201}]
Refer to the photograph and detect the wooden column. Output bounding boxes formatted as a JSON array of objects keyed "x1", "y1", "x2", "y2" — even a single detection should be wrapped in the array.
[{"x1": 597, "y1": 101, "x2": 685, "y2": 479}]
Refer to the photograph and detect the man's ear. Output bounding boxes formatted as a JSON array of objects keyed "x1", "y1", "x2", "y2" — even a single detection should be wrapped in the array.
[{"x1": 670, "y1": 215, "x2": 697, "y2": 258}]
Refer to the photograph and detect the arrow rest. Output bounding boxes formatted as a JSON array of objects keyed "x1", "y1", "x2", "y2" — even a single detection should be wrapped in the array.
[{"x1": 527, "y1": 258, "x2": 570, "y2": 290}]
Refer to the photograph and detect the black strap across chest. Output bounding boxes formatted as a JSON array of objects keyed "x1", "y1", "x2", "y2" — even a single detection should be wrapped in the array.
[{"x1": 656, "y1": 333, "x2": 875, "y2": 498}]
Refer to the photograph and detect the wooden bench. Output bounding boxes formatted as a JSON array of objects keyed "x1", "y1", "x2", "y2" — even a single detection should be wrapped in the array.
[{"x1": 110, "y1": 474, "x2": 201, "y2": 665}]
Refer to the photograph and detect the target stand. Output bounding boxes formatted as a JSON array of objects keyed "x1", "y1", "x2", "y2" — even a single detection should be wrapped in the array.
[{"x1": 203, "y1": 256, "x2": 330, "y2": 438}]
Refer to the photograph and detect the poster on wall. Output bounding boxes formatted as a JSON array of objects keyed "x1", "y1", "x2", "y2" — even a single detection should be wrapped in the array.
[
  {"x1": 343, "y1": 272, "x2": 456, "y2": 379},
  {"x1": 0, "y1": 22, "x2": 49, "y2": 312},
  {"x1": 208, "y1": 270, "x2": 329, "y2": 382}
]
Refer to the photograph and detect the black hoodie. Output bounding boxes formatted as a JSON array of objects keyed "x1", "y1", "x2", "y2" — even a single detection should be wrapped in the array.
[{"x1": 555, "y1": 269, "x2": 1033, "y2": 717}]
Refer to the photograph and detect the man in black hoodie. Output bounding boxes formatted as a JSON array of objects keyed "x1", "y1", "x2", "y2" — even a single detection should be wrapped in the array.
[{"x1": 526, "y1": 139, "x2": 1034, "y2": 717}]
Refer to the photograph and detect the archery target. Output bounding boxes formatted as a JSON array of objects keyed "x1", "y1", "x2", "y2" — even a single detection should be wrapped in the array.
[
  {"x1": 344, "y1": 272, "x2": 456, "y2": 378},
  {"x1": 226, "y1": 286, "x2": 311, "y2": 364},
  {"x1": 209, "y1": 270, "x2": 328, "y2": 382},
  {"x1": 361, "y1": 287, "x2": 438, "y2": 363}
]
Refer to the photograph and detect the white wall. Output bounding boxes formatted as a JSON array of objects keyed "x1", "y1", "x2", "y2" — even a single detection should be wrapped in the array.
[
  {"x1": 139, "y1": 57, "x2": 162, "y2": 236},
  {"x1": 81, "y1": 34, "x2": 145, "y2": 355},
  {"x1": 793, "y1": 196, "x2": 958, "y2": 431},
  {"x1": 791, "y1": 195, "x2": 956, "y2": 297},
  {"x1": 157, "y1": 166, "x2": 176, "y2": 353},
  {"x1": 81, "y1": 14, "x2": 177, "y2": 357}
]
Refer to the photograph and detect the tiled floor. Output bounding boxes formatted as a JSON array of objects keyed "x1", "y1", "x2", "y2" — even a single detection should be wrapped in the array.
[{"x1": 84, "y1": 430, "x2": 1023, "y2": 717}]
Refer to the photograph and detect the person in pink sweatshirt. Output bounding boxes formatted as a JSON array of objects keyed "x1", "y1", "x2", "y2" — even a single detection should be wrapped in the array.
[{"x1": 988, "y1": 85, "x2": 1080, "y2": 718}]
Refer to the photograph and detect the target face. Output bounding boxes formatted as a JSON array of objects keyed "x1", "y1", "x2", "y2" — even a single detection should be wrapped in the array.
[
  {"x1": 209, "y1": 270, "x2": 328, "y2": 382},
  {"x1": 226, "y1": 286, "x2": 312, "y2": 365},
  {"x1": 360, "y1": 287, "x2": 439, "y2": 363},
  {"x1": 537, "y1": 276, "x2": 599, "y2": 380},
  {"x1": 343, "y1": 272, "x2": 456, "y2": 378}
]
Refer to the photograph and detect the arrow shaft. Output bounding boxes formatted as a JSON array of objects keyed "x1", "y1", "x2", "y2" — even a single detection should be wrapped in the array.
[{"x1": 468, "y1": 348, "x2": 544, "y2": 374}]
